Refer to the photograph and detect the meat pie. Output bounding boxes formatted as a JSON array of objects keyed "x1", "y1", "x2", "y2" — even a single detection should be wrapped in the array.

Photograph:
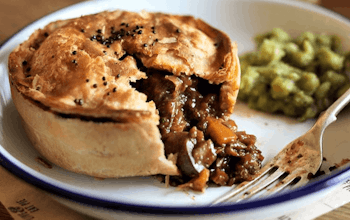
[{"x1": 8, "y1": 10, "x2": 263, "y2": 191}]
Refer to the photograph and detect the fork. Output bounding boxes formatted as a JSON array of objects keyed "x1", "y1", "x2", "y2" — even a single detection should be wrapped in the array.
[{"x1": 212, "y1": 87, "x2": 350, "y2": 204}]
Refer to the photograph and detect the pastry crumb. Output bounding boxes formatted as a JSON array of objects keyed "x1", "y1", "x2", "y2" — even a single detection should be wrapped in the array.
[{"x1": 35, "y1": 156, "x2": 53, "y2": 169}]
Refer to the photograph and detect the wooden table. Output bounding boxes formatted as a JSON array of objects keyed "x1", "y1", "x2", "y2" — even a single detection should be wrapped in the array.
[{"x1": 1, "y1": 0, "x2": 350, "y2": 219}]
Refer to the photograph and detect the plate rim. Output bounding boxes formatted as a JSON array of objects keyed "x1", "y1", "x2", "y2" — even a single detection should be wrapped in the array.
[
  {"x1": 1, "y1": 151, "x2": 350, "y2": 215},
  {"x1": 1, "y1": 0, "x2": 350, "y2": 216}
]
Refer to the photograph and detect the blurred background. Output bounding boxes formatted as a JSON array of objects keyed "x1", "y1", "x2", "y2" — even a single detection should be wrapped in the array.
[{"x1": 1, "y1": 0, "x2": 350, "y2": 45}]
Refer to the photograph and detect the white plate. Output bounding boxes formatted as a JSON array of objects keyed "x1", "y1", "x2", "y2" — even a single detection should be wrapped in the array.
[{"x1": 1, "y1": 0, "x2": 350, "y2": 219}]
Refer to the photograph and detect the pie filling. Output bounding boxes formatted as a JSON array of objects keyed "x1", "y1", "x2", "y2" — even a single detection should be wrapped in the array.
[
  {"x1": 16, "y1": 47, "x2": 263, "y2": 191},
  {"x1": 132, "y1": 69, "x2": 264, "y2": 191},
  {"x1": 16, "y1": 53, "x2": 263, "y2": 191}
]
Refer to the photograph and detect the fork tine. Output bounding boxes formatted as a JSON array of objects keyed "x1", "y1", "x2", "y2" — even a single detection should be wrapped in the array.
[
  {"x1": 236, "y1": 168, "x2": 286, "y2": 201},
  {"x1": 290, "y1": 175, "x2": 309, "y2": 189},
  {"x1": 264, "y1": 174, "x2": 301, "y2": 195},
  {"x1": 211, "y1": 165, "x2": 275, "y2": 205}
]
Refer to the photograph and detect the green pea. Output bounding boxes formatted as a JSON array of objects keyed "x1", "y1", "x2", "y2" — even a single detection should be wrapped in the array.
[
  {"x1": 315, "y1": 81, "x2": 332, "y2": 100},
  {"x1": 250, "y1": 82, "x2": 268, "y2": 98},
  {"x1": 286, "y1": 72, "x2": 301, "y2": 81},
  {"x1": 332, "y1": 35, "x2": 342, "y2": 53},
  {"x1": 238, "y1": 28, "x2": 350, "y2": 121},
  {"x1": 252, "y1": 39, "x2": 285, "y2": 65},
  {"x1": 317, "y1": 47, "x2": 344, "y2": 71},
  {"x1": 299, "y1": 106, "x2": 318, "y2": 122},
  {"x1": 286, "y1": 40, "x2": 315, "y2": 67},
  {"x1": 336, "y1": 83, "x2": 350, "y2": 98},
  {"x1": 270, "y1": 28, "x2": 292, "y2": 43},
  {"x1": 316, "y1": 34, "x2": 332, "y2": 48},
  {"x1": 255, "y1": 27, "x2": 291, "y2": 46},
  {"x1": 270, "y1": 76, "x2": 296, "y2": 99},
  {"x1": 320, "y1": 70, "x2": 346, "y2": 90},
  {"x1": 239, "y1": 67, "x2": 260, "y2": 98},
  {"x1": 255, "y1": 94, "x2": 282, "y2": 113},
  {"x1": 282, "y1": 104, "x2": 298, "y2": 116},
  {"x1": 239, "y1": 56, "x2": 252, "y2": 73},
  {"x1": 297, "y1": 72, "x2": 320, "y2": 95},
  {"x1": 295, "y1": 31, "x2": 316, "y2": 46},
  {"x1": 257, "y1": 61, "x2": 302, "y2": 81},
  {"x1": 292, "y1": 91, "x2": 314, "y2": 107}
]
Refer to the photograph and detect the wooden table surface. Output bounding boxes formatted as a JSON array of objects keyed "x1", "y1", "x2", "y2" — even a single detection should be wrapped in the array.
[{"x1": 1, "y1": 0, "x2": 350, "y2": 219}]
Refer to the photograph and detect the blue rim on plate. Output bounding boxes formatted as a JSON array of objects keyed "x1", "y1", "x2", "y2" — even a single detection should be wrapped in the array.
[
  {"x1": 1, "y1": 150, "x2": 350, "y2": 215},
  {"x1": 1, "y1": 0, "x2": 350, "y2": 216}
]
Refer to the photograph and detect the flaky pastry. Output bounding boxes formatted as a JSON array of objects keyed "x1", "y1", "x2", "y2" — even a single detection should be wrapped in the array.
[{"x1": 8, "y1": 10, "x2": 241, "y2": 180}]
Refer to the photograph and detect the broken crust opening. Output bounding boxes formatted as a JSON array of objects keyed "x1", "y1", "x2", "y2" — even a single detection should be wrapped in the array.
[
  {"x1": 11, "y1": 85, "x2": 179, "y2": 178},
  {"x1": 7, "y1": 10, "x2": 241, "y2": 179}
]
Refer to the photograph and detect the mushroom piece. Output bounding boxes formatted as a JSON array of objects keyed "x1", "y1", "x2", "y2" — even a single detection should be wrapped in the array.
[{"x1": 163, "y1": 128, "x2": 216, "y2": 177}]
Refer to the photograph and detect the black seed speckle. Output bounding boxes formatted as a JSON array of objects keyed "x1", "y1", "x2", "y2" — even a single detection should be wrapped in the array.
[
  {"x1": 176, "y1": 29, "x2": 181, "y2": 33},
  {"x1": 44, "y1": 32, "x2": 49, "y2": 37},
  {"x1": 138, "y1": 30, "x2": 142, "y2": 34},
  {"x1": 125, "y1": 23, "x2": 129, "y2": 27},
  {"x1": 22, "y1": 60, "x2": 28, "y2": 66},
  {"x1": 96, "y1": 35, "x2": 103, "y2": 41},
  {"x1": 152, "y1": 30, "x2": 156, "y2": 34},
  {"x1": 96, "y1": 29, "x2": 102, "y2": 34},
  {"x1": 136, "y1": 25, "x2": 140, "y2": 29},
  {"x1": 103, "y1": 82, "x2": 108, "y2": 86},
  {"x1": 144, "y1": 43, "x2": 148, "y2": 47},
  {"x1": 151, "y1": 26, "x2": 155, "y2": 29},
  {"x1": 103, "y1": 51, "x2": 107, "y2": 55},
  {"x1": 74, "y1": 99, "x2": 83, "y2": 105},
  {"x1": 120, "y1": 29, "x2": 125, "y2": 36},
  {"x1": 107, "y1": 45, "x2": 110, "y2": 48},
  {"x1": 102, "y1": 76, "x2": 106, "y2": 81},
  {"x1": 113, "y1": 87, "x2": 117, "y2": 92},
  {"x1": 72, "y1": 60, "x2": 77, "y2": 64},
  {"x1": 121, "y1": 22, "x2": 125, "y2": 26},
  {"x1": 72, "y1": 51, "x2": 77, "y2": 55},
  {"x1": 36, "y1": 86, "x2": 40, "y2": 91},
  {"x1": 93, "y1": 84, "x2": 97, "y2": 88},
  {"x1": 81, "y1": 29, "x2": 85, "y2": 33},
  {"x1": 214, "y1": 43, "x2": 218, "y2": 47},
  {"x1": 117, "y1": 74, "x2": 121, "y2": 78},
  {"x1": 52, "y1": 55, "x2": 55, "y2": 58},
  {"x1": 26, "y1": 67, "x2": 31, "y2": 72},
  {"x1": 86, "y1": 79, "x2": 90, "y2": 83},
  {"x1": 107, "y1": 92, "x2": 110, "y2": 96},
  {"x1": 155, "y1": 38, "x2": 159, "y2": 42},
  {"x1": 26, "y1": 75, "x2": 31, "y2": 78}
]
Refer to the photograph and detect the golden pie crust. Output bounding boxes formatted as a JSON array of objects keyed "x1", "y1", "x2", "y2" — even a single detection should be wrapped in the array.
[{"x1": 8, "y1": 10, "x2": 240, "y2": 178}]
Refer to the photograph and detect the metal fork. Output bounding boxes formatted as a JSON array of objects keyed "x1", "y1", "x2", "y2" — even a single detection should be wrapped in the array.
[{"x1": 212, "y1": 88, "x2": 350, "y2": 204}]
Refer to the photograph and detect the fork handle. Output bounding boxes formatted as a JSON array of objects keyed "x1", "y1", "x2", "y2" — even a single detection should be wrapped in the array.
[{"x1": 318, "y1": 87, "x2": 350, "y2": 129}]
